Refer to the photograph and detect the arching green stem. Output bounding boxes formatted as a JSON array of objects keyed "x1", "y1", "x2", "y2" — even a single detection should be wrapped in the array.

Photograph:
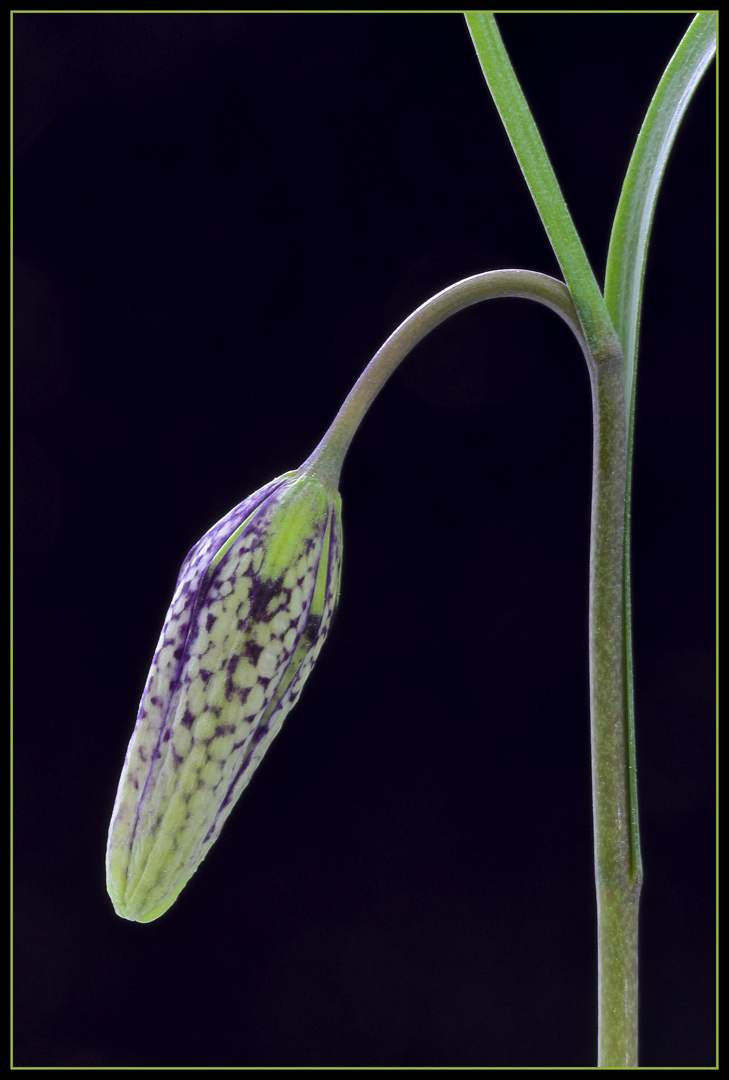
[
  {"x1": 304, "y1": 270, "x2": 589, "y2": 489},
  {"x1": 304, "y1": 266, "x2": 635, "y2": 1065}
]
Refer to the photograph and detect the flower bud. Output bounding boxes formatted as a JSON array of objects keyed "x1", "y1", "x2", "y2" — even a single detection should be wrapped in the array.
[{"x1": 106, "y1": 468, "x2": 342, "y2": 922}]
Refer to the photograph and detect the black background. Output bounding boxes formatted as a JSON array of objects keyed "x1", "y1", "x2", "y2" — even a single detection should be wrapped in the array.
[{"x1": 13, "y1": 12, "x2": 715, "y2": 1068}]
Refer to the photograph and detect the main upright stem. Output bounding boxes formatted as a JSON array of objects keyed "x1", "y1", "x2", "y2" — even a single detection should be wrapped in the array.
[{"x1": 588, "y1": 353, "x2": 641, "y2": 1067}]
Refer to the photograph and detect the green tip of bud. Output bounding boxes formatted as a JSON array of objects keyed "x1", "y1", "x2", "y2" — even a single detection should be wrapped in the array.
[{"x1": 106, "y1": 467, "x2": 342, "y2": 922}]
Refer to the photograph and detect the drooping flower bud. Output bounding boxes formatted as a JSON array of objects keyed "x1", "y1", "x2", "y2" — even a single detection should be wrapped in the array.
[{"x1": 106, "y1": 468, "x2": 342, "y2": 922}]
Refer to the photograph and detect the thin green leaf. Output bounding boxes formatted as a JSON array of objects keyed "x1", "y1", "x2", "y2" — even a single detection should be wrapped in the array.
[
  {"x1": 604, "y1": 12, "x2": 716, "y2": 416},
  {"x1": 464, "y1": 11, "x2": 619, "y2": 362},
  {"x1": 603, "y1": 12, "x2": 715, "y2": 883}
]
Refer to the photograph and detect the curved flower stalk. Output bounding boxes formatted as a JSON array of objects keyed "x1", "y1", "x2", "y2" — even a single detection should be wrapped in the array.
[{"x1": 106, "y1": 467, "x2": 342, "y2": 922}]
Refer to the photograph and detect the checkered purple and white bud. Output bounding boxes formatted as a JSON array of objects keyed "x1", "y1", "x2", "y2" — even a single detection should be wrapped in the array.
[{"x1": 106, "y1": 468, "x2": 342, "y2": 922}]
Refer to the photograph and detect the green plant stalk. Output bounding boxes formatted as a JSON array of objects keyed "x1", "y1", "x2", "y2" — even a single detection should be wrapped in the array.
[
  {"x1": 464, "y1": 13, "x2": 714, "y2": 1063},
  {"x1": 464, "y1": 13, "x2": 638, "y2": 1066},
  {"x1": 587, "y1": 354, "x2": 636, "y2": 1068}
]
